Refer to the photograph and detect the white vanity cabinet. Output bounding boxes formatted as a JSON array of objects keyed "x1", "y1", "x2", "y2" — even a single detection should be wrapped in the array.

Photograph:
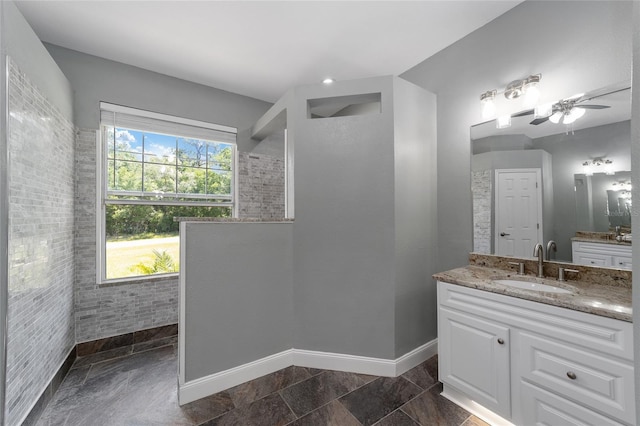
[
  {"x1": 572, "y1": 240, "x2": 632, "y2": 270},
  {"x1": 438, "y1": 307, "x2": 511, "y2": 418},
  {"x1": 437, "y1": 281, "x2": 635, "y2": 426}
]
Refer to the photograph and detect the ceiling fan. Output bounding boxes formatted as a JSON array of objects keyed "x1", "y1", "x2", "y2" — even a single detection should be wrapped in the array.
[{"x1": 513, "y1": 96, "x2": 610, "y2": 126}]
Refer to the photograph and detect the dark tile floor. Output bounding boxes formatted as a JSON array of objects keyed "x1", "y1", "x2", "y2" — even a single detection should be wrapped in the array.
[{"x1": 37, "y1": 341, "x2": 488, "y2": 426}]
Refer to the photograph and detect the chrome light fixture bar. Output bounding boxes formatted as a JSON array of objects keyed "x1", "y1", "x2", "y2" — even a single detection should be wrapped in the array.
[{"x1": 480, "y1": 74, "x2": 542, "y2": 127}]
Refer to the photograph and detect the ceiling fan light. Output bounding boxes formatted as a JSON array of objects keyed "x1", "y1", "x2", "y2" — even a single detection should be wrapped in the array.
[
  {"x1": 549, "y1": 111, "x2": 563, "y2": 124},
  {"x1": 564, "y1": 107, "x2": 585, "y2": 125}
]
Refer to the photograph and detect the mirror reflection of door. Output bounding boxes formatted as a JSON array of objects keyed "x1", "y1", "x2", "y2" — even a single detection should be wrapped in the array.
[{"x1": 495, "y1": 169, "x2": 542, "y2": 257}]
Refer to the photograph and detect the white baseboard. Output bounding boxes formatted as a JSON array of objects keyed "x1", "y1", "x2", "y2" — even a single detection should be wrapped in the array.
[
  {"x1": 441, "y1": 384, "x2": 515, "y2": 426},
  {"x1": 178, "y1": 338, "x2": 437, "y2": 405},
  {"x1": 395, "y1": 338, "x2": 438, "y2": 376},
  {"x1": 178, "y1": 350, "x2": 294, "y2": 405}
]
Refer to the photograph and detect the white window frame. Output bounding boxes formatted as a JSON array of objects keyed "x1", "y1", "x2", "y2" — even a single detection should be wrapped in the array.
[{"x1": 97, "y1": 103, "x2": 238, "y2": 284}]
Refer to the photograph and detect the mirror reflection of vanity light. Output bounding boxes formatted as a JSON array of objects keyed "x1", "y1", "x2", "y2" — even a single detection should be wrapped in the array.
[{"x1": 496, "y1": 115, "x2": 511, "y2": 129}]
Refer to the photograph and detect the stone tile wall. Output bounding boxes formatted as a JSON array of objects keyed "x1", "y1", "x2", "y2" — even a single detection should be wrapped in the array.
[
  {"x1": 472, "y1": 170, "x2": 491, "y2": 254},
  {"x1": 6, "y1": 59, "x2": 76, "y2": 426},
  {"x1": 238, "y1": 152, "x2": 285, "y2": 219},
  {"x1": 74, "y1": 132, "x2": 285, "y2": 343}
]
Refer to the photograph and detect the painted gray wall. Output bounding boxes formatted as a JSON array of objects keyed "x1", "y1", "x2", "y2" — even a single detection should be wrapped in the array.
[
  {"x1": 401, "y1": 0, "x2": 632, "y2": 274},
  {"x1": 4, "y1": 2, "x2": 72, "y2": 120},
  {"x1": 44, "y1": 43, "x2": 272, "y2": 153},
  {"x1": 292, "y1": 76, "x2": 397, "y2": 359},
  {"x1": 183, "y1": 223, "x2": 293, "y2": 381},
  {"x1": 392, "y1": 78, "x2": 437, "y2": 357},
  {"x1": 631, "y1": 2, "x2": 640, "y2": 420},
  {"x1": 532, "y1": 121, "x2": 630, "y2": 260}
]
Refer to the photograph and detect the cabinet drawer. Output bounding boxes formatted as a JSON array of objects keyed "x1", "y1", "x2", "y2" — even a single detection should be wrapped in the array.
[
  {"x1": 573, "y1": 252, "x2": 611, "y2": 267},
  {"x1": 612, "y1": 255, "x2": 632, "y2": 270},
  {"x1": 520, "y1": 381, "x2": 626, "y2": 426},
  {"x1": 519, "y1": 332, "x2": 635, "y2": 424}
]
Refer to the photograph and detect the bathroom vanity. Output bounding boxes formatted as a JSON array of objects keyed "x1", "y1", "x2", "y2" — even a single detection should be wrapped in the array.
[
  {"x1": 434, "y1": 262, "x2": 634, "y2": 426},
  {"x1": 572, "y1": 239, "x2": 632, "y2": 270}
]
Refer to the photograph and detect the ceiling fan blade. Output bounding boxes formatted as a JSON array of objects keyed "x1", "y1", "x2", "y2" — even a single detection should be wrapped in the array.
[
  {"x1": 578, "y1": 104, "x2": 610, "y2": 109},
  {"x1": 530, "y1": 117, "x2": 550, "y2": 125},
  {"x1": 512, "y1": 109, "x2": 534, "y2": 117}
]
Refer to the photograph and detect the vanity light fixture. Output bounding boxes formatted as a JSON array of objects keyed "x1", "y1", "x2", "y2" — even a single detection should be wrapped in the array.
[
  {"x1": 480, "y1": 90, "x2": 496, "y2": 120},
  {"x1": 480, "y1": 74, "x2": 542, "y2": 118},
  {"x1": 496, "y1": 114, "x2": 511, "y2": 129},
  {"x1": 582, "y1": 158, "x2": 613, "y2": 176}
]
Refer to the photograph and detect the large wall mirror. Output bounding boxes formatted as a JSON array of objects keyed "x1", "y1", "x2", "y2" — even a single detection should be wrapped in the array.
[{"x1": 471, "y1": 82, "x2": 631, "y2": 264}]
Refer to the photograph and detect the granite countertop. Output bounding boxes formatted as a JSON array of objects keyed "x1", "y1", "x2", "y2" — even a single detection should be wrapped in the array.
[
  {"x1": 433, "y1": 265, "x2": 632, "y2": 322},
  {"x1": 174, "y1": 217, "x2": 294, "y2": 222},
  {"x1": 571, "y1": 236, "x2": 631, "y2": 246}
]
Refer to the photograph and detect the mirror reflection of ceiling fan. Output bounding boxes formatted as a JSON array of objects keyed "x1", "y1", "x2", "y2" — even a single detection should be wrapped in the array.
[{"x1": 513, "y1": 94, "x2": 611, "y2": 126}]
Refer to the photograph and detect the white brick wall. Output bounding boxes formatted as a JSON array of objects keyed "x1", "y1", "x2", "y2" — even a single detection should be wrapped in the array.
[
  {"x1": 472, "y1": 169, "x2": 492, "y2": 253},
  {"x1": 6, "y1": 59, "x2": 76, "y2": 426}
]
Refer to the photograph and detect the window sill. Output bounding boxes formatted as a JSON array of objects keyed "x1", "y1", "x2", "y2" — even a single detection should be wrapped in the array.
[{"x1": 98, "y1": 272, "x2": 179, "y2": 288}]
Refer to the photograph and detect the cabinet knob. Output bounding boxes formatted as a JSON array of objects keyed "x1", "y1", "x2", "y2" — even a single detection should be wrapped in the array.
[
  {"x1": 497, "y1": 338, "x2": 505, "y2": 345},
  {"x1": 566, "y1": 371, "x2": 577, "y2": 380}
]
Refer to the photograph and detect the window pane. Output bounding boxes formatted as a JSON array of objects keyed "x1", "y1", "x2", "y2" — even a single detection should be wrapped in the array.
[
  {"x1": 144, "y1": 163, "x2": 176, "y2": 193},
  {"x1": 144, "y1": 133, "x2": 176, "y2": 164},
  {"x1": 177, "y1": 138, "x2": 207, "y2": 167},
  {"x1": 207, "y1": 145, "x2": 233, "y2": 171},
  {"x1": 105, "y1": 204, "x2": 230, "y2": 279},
  {"x1": 178, "y1": 166, "x2": 206, "y2": 195},
  {"x1": 207, "y1": 170, "x2": 232, "y2": 195},
  {"x1": 113, "y1": 160, "x2": 142, "y2": 192},
  {"x1": 114, "y1": 128, "x2": 143, "y2": 161}
]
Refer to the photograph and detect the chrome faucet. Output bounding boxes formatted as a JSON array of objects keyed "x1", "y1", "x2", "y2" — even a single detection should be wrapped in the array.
[
  {"x1": 545, "y1": 240, "x2": 557, "y2": 261},
  {"x1": 533, "y1": 243, "x2": 544, "y2": 278}
]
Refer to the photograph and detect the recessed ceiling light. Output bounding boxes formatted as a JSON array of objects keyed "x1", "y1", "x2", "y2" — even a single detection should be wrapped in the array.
[{"x1": 322, "y1": 78, "x2": 335, "y2": 84}]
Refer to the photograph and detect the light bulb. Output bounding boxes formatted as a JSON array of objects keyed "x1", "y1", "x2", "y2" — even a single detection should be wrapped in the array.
[
  {"x1": 534, "y1": 103, "x2": 553, "y2": 119},
  {"x1": 523, "y1": 84, "x2": 540, "y2": 107},
  {"x1": 549, "y1": 111, "x2": 563, "y2": 124},
  {"x1": 496, "y1": 115, "x2": 511, "y2": 129},
  {"x1": 563, "y1": 107, "x2": 585, "y2": 125},
  {"x1": 482, "y1": 99, "x2": 496, "y2": 120}
]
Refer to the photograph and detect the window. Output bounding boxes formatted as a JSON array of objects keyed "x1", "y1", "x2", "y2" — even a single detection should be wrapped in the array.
[{"x1": 98, "y1": 103, "x2": 237, "y2": 282}]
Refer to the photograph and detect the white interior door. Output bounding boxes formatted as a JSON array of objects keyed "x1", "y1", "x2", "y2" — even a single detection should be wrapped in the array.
[{"x1": 495, "y1": 169, "x2": 542, "y2": 257}]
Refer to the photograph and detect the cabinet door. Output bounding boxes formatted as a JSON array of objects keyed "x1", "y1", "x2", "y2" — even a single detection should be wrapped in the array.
[
  {"x1": 439, "y1": 307, "x2": 511, "y2": 417},
  {"x1": 520, "y1": 381, "x2": 626, "y2": 426}
]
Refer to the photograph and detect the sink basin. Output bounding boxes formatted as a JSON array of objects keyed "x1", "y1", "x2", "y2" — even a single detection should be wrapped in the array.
[{"x1": 492, "y1": 279, "x2": 572, "y2": 294}]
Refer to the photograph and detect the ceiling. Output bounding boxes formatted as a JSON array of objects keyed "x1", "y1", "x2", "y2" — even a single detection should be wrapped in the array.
[{"x1": 15, "y1": 1, "x2": 522, "y2": 103}]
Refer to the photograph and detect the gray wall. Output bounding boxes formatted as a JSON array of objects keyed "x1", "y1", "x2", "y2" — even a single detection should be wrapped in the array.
[
  {"x1": 4, "y1": 3, "x2": 75, "y2": 424},
  {"x1": 291, "y1": 76, "x2": 437, "y2": 359},
  {"x1": 392, "y1": 78, "x2": 437, "y2": 357},
  {"x1": 183, "y1": 223, "x2": 293, "y2": 381},
  {"x1": 292, "y1": 77, "x2": 397, "y2": 359},
  {"x1": 44, "y1": 43, "x2": 272, "y2": 153},
  {"x1": 631, "y1": 2, "x2": 640, "y2": 420},
  {"x1": 401, "y1": 0, "x2": 632, "y2": 274}
]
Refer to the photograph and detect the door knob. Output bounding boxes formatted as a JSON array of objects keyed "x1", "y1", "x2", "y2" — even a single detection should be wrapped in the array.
[
  {"x1": 500, "y1": 232, "x2": 510, "y2": 237},
  {"x1": 497, "y1": 338, "x2": 505, "y2": 345}
]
